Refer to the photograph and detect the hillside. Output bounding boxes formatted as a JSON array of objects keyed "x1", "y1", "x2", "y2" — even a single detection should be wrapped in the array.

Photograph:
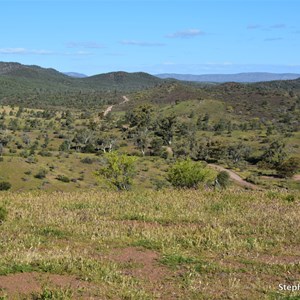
[
  {"x1": 0, "y1": 62, "x2": 165, "y2": 108},
  {"x1": 83, "y1": 71, "x2": 163, "y2": 90},
  {"x1": 156, "y1": 72, "x2": 300, "y2": 83}
]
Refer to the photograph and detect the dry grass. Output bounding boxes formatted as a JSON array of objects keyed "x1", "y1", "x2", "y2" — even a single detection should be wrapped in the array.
[{"x1": 0, "y1": 188, "x2": 299, "y2": 299}]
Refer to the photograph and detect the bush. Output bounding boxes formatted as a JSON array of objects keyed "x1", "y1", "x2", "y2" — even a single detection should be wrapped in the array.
[
  {"x1": 56, "y1": 175, "x2": 70, "y2": 183},
  {"x1": 98, "y1": 151, "x2": 137, "y2": 191},
  {"x1": 167, "y1": 158, "x2": 209, "y2": 189},
  {"x1": 38, "y1": 150, "x2": 52, "y2": 157},
  {"x1": 34, "y1": 169, "x2": 48, "y2": 179},
  {"x1": 0, "y1": 181, "x2": 11, "y2": 191},
  {"x1": 0, "y1": 206, "x2": 8, "y2": 224},
  {"x1": 80, "y1": 157, "x2": 93, "y2": 164},
  {"x1": 215, "y1": 171, "x2": 230, "y2": 189}
]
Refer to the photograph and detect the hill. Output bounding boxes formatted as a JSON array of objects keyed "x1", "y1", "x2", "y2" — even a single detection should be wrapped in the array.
[
  {"x1": 156, "y1": 72, "x2": 300, "y2": 83},
  {"x1": 0, "y1": 62, "x2": 71, "y2": 82},
  {"x1": 82, "y1": 71, "x2": 163, "y2": 90},
  {"x1": 0, "y1": 62, "x2": 165, "y2": 108}
]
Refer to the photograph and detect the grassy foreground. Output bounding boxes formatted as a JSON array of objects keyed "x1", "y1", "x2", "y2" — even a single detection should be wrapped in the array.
[{"x1": 0, "y1": 188, "x2": 299, "y2": 299}]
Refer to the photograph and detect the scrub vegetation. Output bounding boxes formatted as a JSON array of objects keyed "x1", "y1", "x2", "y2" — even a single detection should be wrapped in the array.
[{"x1": 0, "y1": 62, "x2": 299, "y2": 299}]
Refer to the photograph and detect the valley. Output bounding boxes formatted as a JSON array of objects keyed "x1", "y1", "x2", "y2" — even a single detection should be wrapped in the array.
[{"x1": 0, "y1": 62, "x2": 299, "y2": 299}]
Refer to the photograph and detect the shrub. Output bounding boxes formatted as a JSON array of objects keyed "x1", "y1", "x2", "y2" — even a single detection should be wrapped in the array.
[
  {"x1": 215, "y1": 171, "x2": 230, "y2": 189},
  {"x1": 34, "y1": 169, "x2": 48, "y2": 179},
  {"x1": 167, "y1": 158, "x2": 209, "y2": 189},
  {"x1": 38, "y1": 150, "x2": 52, "y2": 157},
  {"x1": 0, "y1": 181, "x2": 11, "y2": 191},
  {"x1": 98, "y1": 151, "x2": 137, "y2": 191},
  {"x1": 81, "y1": 157, "x2": 93, "y2": 164},
  {"x1": 56, "y1": 175, "x2": 70, "y2": 183}
]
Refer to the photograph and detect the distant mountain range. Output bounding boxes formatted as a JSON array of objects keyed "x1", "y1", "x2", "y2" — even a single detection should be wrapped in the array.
[
  {"x1": 63, "y1": 72, "x2": 88, "y2": 78},
  {"x1": 156, "y1": 72, "x2": 300, "y2": 83},
  {"x1": 0, "y1": 62, "x2": 162, "y2": 91},
  {"x1": 1, "y1": 61, "x2": 300, "y2": 110}
]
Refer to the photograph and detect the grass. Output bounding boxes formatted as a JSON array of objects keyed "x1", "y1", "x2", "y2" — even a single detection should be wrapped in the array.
[{"x1": 0, "y1": 188, "x2": 299, "y2": 299}]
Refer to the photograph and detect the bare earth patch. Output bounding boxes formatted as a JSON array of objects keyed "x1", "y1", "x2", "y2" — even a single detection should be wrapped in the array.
[
  {"x1": 0, "y1": 272, "x2": 94, "y2": 298},
  {"x1": 293, "y1": 174, "x2": 300, "y2": 181},
  {"x1": 255, "y1": 253, "x2": 300, "y2": 265},
  {"x1": 107, "y1": 247, "x2": 180, "y2": 299}
]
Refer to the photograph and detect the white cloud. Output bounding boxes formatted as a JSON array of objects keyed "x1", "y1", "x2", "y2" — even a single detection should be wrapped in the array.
[
  {"x1": 0, "y1": 47, "x2": 92, "y2": 56},
  {"x1": 66, "y1": 41, "x2": 105, "y2": 49},
  {"x1": 166, "y1": 29, "x2": 205, "y2": 38},
  {"x1": 120, "y1": 40, "x2": 165, "y2": 47},
  {"x1": 0, "y1": 48, "x2": 54, "y2": 55}
]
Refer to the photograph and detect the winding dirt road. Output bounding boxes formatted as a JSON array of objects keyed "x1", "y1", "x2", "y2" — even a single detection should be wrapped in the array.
[
  {"x1": 208, "y1": 164, "x2": 257, "y2": 189},
  {"x1": 103, "y1": 95, "x2": 129, "y2": 116}
]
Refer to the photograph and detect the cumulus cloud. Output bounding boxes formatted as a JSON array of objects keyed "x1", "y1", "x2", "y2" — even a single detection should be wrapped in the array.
[
  {"x1": 166, "y1": 29, "x2": 205, "y2": 38},
  {"x1": 120, "y1": 40, "x2": 165, "y2": 47}
]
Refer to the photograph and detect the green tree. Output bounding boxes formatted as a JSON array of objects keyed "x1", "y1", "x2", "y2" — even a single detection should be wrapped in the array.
[
  {"x1": 126, "y1": 104, "x2": 154, "y2": 129},
  {"x1": 261, "y1": 140, "x2": 287, "y2": 167},
  {"x1": 135, "y1": 128, "x2": 150, "y2": 156},
  {"x1": 276, "y1": 157, "x2": 300, "y2": 178},
  {"x1": 98, "y1": 152, "x2": 137, "y2": 191},
  {"x1": 155, "y1": 114, "x2": 177, "y2": 145}
]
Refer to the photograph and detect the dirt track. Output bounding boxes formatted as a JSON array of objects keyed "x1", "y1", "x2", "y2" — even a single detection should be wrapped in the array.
[
  {"x1": 103, "y1": 95, "x2": 129, "y2": 116},
  {"x1": 208, "y1": 164, "x2": 257, "y2": 189}
]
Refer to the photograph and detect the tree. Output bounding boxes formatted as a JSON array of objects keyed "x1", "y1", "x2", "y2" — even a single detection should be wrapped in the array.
[
  {"x1": 96, "y1": 133, "x2": 117, "y2": 153},
  {"x1": 261, "y1": 140, "x2": 287, "y2": 167},
  {"x1": 227, "y1": 142, "x2": 251, "y2": 164},
  {"x1": 98, "y1": 152, "x2": 137, "y2": 191},
  {"x1": 155, "y1": 114, "x2": 177, "y2": 145},
  {"x1": 59, "y1": 140, "x2": 71, "y2": 152},
  {"x1": 134, "y1": 128, "x2": 150, "y2": 156},
  {"x1": 276, "y1": 157, "x2": 300, "y2": 178},
  {"x1": 150, "y1": 137, "x2": 164, "y2": 156},
  {"x1": 167, "y1": 158, "x2": 210, "y2": 189},
  {"x1": 126, "y1": 104, "x2": 154, "y2": 129}
]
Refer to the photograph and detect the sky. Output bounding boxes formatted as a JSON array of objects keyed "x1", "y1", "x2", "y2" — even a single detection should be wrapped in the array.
[{"x1": 0, "y1": 0, "x2": 300, "y2": 75}]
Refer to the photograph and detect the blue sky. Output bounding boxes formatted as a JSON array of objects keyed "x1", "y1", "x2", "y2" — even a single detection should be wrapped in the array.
[{"x1": 0, "y1": 0, "x2": 300, "y2": 75}]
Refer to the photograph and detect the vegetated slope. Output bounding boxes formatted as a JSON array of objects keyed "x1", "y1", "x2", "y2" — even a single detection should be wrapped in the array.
[
  {"x1": 0, "y1": 62, "x2": 165, "y2": 108},
  {"x1": 82, "y1": 71, "x2": 163, "y2": 91},
  {"x1": 156, "y1": 72, "x2": 300, "y2": 83},
  {"x1": 205, "y1": 79, "x2": 300, "y2": 122},
  {"x1": 0, "y1": 61, "x2": 300, "y2": 122},
  {"x1": 126, "y1": 78, "x2": 300, "y2": 127}
]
